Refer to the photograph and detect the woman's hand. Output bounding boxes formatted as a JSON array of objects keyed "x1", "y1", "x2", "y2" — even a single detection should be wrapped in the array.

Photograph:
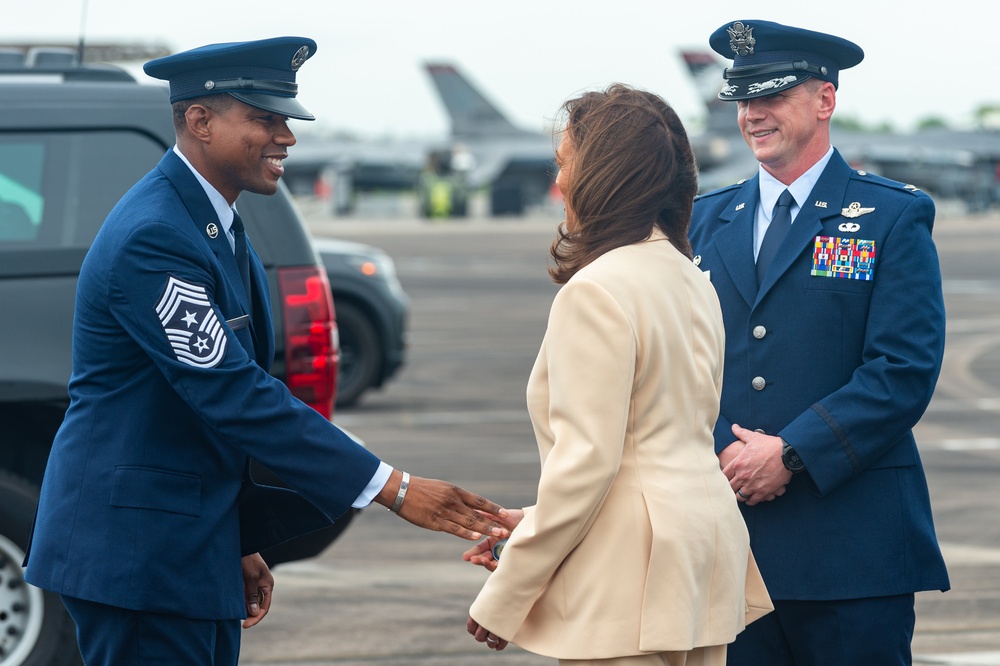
[
  {"x1": 462, "y1": 509, "x2": 524, "y2": 572},
  {"x1": 467, "y1": 616, "x2": 509, "y2": 651}
]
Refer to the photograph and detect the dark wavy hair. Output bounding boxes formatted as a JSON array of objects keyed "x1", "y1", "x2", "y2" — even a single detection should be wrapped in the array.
[{"x1": 549, "y1": 83, "x2": 698, "y2": 284}]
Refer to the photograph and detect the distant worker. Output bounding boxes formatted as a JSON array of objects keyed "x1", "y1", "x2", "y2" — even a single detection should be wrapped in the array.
[
  {"x1": 463, "y1": 83, "x2": 772, "y2": 664},
  {"x1": 688, "y1": 20, "x2": 950, "y2": 665},
  {"x1": 23, "y1": 36, "x2": 507, "y2": 666}
]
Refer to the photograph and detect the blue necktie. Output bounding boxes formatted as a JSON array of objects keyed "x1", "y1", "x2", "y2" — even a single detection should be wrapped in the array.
[
  {"x1": 757, "y1": 189, "x2": 794, "y2": 286},
  {"x1": 231, "y1": 211, "x2": 251, "y2": 302}
]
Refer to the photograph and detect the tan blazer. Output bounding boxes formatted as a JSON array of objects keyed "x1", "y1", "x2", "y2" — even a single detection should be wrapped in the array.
[{"x1": 470, "y1": 230, "x2": 771, "y2": 660}]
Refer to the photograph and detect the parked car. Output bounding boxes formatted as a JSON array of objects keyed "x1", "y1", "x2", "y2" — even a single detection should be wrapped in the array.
[
  {"x1": 0, "y1": 53, "x2": 391, "y2": 666},
  {"x1": 316, "y1": 238, "x2": 408, "y2": 407}
]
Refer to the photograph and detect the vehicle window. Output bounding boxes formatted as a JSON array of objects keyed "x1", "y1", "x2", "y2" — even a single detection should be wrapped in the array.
[{"x1": 0, "y1": 130, "x2": 164, "y2": 249}]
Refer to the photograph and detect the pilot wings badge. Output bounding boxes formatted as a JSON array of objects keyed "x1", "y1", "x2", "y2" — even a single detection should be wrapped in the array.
[
  {"x1": 156, "y1": 276, "x2": 227, "y2": 368},
  {"x1": 841, "y1": 202, "x2": 875, "y2": 218}
]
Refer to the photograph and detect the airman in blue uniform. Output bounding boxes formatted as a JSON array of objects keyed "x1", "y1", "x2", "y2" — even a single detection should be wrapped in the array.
[
  {"x1": 688, "y1": 20, "x2": 950, "y2": 665},
  {"x1": 23, "y1": 37, "x2": 507, "y2": 665}
]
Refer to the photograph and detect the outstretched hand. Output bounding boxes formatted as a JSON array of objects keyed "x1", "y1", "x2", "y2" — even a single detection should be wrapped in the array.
[
  {"x1": 463, "y1": 508, "x2": 524, "y2": 572},
  {"x1": 378, "y1": 471, "x2": 510, "y2": 541}
]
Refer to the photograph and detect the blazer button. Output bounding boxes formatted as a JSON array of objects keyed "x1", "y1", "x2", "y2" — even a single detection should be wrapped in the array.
[
  {"x1": 752, "y1": 376, "x2": 766, "y2": 391},
  {"x1": 753, "y1": 325, "x2": 767, "y2": 339}
]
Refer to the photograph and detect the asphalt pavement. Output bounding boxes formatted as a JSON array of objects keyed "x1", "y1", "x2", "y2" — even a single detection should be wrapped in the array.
[{"x1": 238, "y1": 200, "x2": 1000, "y2": 665}]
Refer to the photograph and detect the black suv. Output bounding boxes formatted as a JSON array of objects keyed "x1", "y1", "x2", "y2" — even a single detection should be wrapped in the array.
[{"x1": 0, "y1": 58, "x2": 400, "y2": 665}]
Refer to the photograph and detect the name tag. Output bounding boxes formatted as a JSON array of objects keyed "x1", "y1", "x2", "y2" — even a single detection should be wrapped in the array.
[{"x1": 226, "y1": 314, "x2": 250, "y2": 331}]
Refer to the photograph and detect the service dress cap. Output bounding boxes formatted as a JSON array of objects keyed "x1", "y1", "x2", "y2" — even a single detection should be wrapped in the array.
[
  {"x1": 709, "y1": 20, "x2": 863, "y2": 101},
  {"x1": 143, "y1": 36, "x2": 317, "y2": 120}
]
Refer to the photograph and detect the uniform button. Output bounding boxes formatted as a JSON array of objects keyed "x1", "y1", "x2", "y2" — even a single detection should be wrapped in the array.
[
  {"x1": 752, "y1": 376, "x2": 766, "y2": 391},
  {"x1": 753, "y1": 325, "x2": 767, "y2": 339}
]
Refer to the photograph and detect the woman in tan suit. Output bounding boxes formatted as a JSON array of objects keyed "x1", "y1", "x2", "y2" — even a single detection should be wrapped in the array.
[{"x1": 464, "y1": 84, "x2": 771, "y2": 666}]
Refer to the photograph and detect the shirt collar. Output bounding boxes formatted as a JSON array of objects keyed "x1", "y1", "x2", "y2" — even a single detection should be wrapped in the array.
[
  {"x1": 172, "y1": 145, "x2": 238, "y2": 234},
  {"x1": 757, "y1": 145, "x2": 835, "y2": 218}
]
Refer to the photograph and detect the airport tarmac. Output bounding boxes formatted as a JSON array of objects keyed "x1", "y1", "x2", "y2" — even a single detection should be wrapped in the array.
[{"x1": 239, "y1": 202, "x2": 1000, "y2": 665}]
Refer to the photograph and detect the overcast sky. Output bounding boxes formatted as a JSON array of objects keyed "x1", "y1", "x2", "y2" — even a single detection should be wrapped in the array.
[{"x1": 6, "y1": 0, "x2": 996, "y2": 140}]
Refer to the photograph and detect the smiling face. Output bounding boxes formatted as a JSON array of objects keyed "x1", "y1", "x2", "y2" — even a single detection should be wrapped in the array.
[
  {"x1": 184, "y1": 96, "x2": 296, "y2": 203},
  {"x1": 736, "y1": 79, "x2": 835, "y2": 184}
]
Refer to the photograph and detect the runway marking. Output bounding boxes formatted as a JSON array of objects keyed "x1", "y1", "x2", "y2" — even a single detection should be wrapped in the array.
[
  {"x1": 939, "y1": 542, "x2": 1000, "y2": 565},
  {"x1": 940, "y1": 438, "x2": 1000, "y2": 451},
  {"x1": 919, "y1": 437, "x2": 1000, "y2": 452},
  {"x1": 926, "y1": 398, "x2": 1000, "y2": 413},
  {"x1": 273, "y1": 560, "x2": 487, "y2": 590},
  {"x1": 914, "y1": 653, "x2": 1000, "y2": 666},
  {"x1": 335, "y1": 409, "x2": 528, "y2": 428}
]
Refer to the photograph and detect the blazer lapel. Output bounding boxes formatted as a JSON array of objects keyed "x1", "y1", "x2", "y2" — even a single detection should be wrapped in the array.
[
  {"x1": 713, "y1": 178, "x2": 760, "y2": 308},
  {"x1": 755, "y1": 152, "x2": 853, "y2": 302}
]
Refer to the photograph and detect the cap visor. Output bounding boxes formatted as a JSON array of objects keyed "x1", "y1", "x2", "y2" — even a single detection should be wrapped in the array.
[
  {"x1": 228, "y1": 91, "x2": 315, "y2": 120},
  {"x1": 718, "y1": 74, "x2": 811, "y2": 101}
]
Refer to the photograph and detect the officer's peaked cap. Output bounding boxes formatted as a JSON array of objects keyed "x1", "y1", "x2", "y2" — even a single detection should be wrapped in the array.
[
  {"x1": 709, "y1": 20, "x2": 863, "y2": 101},
  {"x1": 144, "y1": 36, "x2": 317, "y2": 120}
]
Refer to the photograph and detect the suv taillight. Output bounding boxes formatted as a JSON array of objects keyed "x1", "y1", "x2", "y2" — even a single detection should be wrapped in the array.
[{"x1": 278, "y1": 266, "x2": 338, "y2": 419}]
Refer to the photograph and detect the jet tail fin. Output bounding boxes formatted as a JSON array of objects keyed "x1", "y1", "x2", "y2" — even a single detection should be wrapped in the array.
[
  {"x1": 424, "y1": 63, "x2": 524, "y2": 139},
  {"x1": 680, "y1": 50, "x2": 737, "y2": 135}
]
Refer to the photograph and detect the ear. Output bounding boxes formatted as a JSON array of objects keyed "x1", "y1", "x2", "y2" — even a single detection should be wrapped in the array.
[
  {"x1": 816, "y1": 82, "x2": 836, "y2": 121},
  {"x1": 184, "y1": 104, "x2": 213, "y2": 143}
]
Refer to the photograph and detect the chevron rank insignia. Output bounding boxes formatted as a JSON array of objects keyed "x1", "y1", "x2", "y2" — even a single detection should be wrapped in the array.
[{"x1": 156, "y1": 276, "x2": 228, "y2": 368}]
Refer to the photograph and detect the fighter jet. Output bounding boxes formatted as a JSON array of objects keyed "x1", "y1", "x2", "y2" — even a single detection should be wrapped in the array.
[{"x1": 422, "y1": 63, "x2": 557, "y2": 215}]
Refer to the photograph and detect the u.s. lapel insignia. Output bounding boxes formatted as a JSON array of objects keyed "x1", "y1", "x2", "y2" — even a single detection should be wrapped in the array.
[
  {"x1": 206, "y1": 222, "x2": 219, "y2": 239},
  {"x1": 841, "y1": 202, "x2": 875, "y2": 218},
  {"x1": 838, "y1": 222, "x2": 861, "y2": 232},
  {"x1": 815, "y1": 201, "x2": 828, "y2": 208},
  {"x1": 735, "y1": 202, "x2": 745, "y2": 211}
]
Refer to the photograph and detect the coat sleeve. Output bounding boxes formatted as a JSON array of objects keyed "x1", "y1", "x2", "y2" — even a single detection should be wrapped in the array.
[
  {"x1": 470, "y1": 276, "x2": 636, "y2": 639},
  {"x1": 781, "y1": 194, "x2": 945, "y2": 494},
  {"x1": 106, "y1": 221, "x2": 381, "y2": 520}
]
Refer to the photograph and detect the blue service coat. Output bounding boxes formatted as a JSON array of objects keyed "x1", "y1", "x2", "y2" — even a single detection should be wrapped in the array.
[
  {"x1": 24, "y1": 150, "x2": 381, "y2": 620},
  {"x1": 688, "y1": 150, "x2": 950, "y2": 600}
]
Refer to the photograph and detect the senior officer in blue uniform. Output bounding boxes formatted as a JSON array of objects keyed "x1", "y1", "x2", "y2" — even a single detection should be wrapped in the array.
[
  {"x1": 688, "y1": 20, "x2": 950, "y2": 665},
  {"x1": 23, "y1": 37, "x2": 508, "y2": 665}
]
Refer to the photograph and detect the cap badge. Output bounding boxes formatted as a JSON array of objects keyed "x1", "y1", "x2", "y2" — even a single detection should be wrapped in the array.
[
  {"x1": 841, "y1": 202, "x2": 875, "y2": 218},
  {"x1": 206, "y1": 222, "x2": 219, "y2": 238},
  {"x1": 291, "y1": 45, "x2": 310, "y2": 71},
  {"x1": 727, "y1": 21, "x2": 755, "y2": 56}
]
